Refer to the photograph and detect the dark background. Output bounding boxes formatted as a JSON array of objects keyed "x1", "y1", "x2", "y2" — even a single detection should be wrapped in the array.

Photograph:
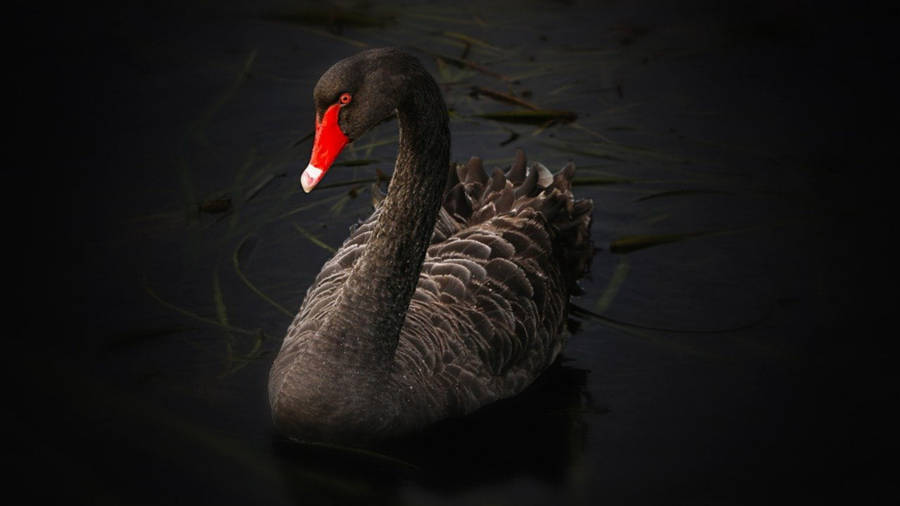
[{"x1": 11, "y1": 1, "x2": 898, "y2": 504}]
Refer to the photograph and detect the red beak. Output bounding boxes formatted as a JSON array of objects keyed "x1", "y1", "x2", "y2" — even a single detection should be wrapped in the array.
[{"x1": 302, "y1": 103, "x2": 349, "y2": 193}]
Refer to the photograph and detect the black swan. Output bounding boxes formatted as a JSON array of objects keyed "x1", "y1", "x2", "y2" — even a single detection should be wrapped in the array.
[{"x1": 268, "y1": 48, "x2": 593, "y2": 443}]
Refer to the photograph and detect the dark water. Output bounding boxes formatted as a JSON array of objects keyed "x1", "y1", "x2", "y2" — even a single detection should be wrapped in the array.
[{"x1": 12, "y1": 1, "x2": 897, "y2": 504}]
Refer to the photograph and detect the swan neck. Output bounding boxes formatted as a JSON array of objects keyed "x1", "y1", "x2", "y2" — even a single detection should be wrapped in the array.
[{"x1": 319, "y1": 73, "x2": 449, "y2": 364}]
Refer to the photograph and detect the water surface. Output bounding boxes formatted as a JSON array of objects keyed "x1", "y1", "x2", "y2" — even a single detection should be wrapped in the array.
[{"x1": 15, "y1": 1, "x2": 894, "y2": 504}]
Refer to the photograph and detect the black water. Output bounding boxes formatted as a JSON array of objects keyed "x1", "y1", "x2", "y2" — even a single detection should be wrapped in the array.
[{"x1": 13, "y1": 1, "x2": 897, "y2": 504}]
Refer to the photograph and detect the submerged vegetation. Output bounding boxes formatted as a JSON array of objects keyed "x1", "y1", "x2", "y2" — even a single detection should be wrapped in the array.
[
  {"x1": 138, "y1": 0, "x2": 802, "y2": 382},
  {"x1": 115, "y1": 2, "x2": 818, "y2": 496}
]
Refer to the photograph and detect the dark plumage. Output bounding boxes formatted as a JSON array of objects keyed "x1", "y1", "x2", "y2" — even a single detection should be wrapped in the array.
[{"x1": 268, "y1": 48, "x2": 593, "y2": 443}]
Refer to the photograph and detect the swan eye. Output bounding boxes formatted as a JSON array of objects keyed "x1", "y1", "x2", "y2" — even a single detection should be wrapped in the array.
[{"x1": 339, "y1": 93, "x2": 352, "y2": 105}]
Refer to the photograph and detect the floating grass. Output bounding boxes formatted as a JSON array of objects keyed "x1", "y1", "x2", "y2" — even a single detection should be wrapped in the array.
[
  {"x1": 570, "y1": 304, "x2": 766, "y2": 362},
  {"x1": 534, "y1": 138, "x2": 627, "y2": 163},
  {"x1": 329, "y1": 193, "x2": 352, "y2": 216},
  {"x1": 142, "y1": 277, "x2": 257, "y2": 336},
  {"x1": 199, "y1": 196, "x2": 231, "y2": 214},
  {"x1": 475, "y1": 109, "x2": 577, "y2": 125},
  {"x1": 219, "y1": 329, "x2": 269, "y2": 378},
  {"x1": 228, "y1": 148, "x2": 257, "y2": 229},
  {"x1": 212, "y1": 266, "x2": 235, "y2": 369},
  {"x1": 594, "y1": 256, "x2": 631, "y2": 313},
  {"x1": 470, "y1": 86, "x2": 540, "y2": 110},
  {"x1": 244, "y1": 173, "x2": 284, "y2": 203},
  {"x1": 278, "y1": 191, "x2": 350, "y2": 220},
  {"x1": 440, "y1": 31, "x2": 503, "y2": 54},
  {"x1": 499, "y1": 130, "x2": 520, "y2": 146},
  {"x1": 530, "y1": 121, "x2": 555, "y2": 137},
  {"x1": 609, "y1": 231, "x2": 712, "y2": 254},
  {"x1": 586, "y1": 317, "x2": 731, "y2": 361},
  {"x1": 644, "y1": 213, "x2": 671, "y2": 225},
  {"x1": 212, "y1": 268, "x2": 230, "y2": 329},
  {"x1": 568, "y1": 122, "x2": 615, "y2": 143},
  {"x1": 537, "y1": 133, "x2": 693, "y2": 165},
  {"x1": 233, "y1": 235, "x2": 293, "y2": 318},
  {"x1": 293, "y1": 224, "x2": 338, "y2": 254},
  {"x1": 428, "y1": 51, "x2": 513, "y2": 81},
  {"x1": 433, "y1": 53, "x2": 475, "y2": 82},
  {"x1": 573, "y1": 303, "x2": 770, "y2": 336},
  {"x1": 292, "y1": 440, "x2": 419, "y2": 471},
  {"x1": 549, "y1": 83, "x2": 577, "y2": 96},
  {"x1": 606, "y1": 142, "x2": 693, "y2": 163},
  {"x1": 245, "y1": 330, "x2": 265, "y2": 361}
]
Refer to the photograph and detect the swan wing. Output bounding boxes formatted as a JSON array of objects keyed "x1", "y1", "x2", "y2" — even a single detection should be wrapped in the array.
[{"x1": 391, "y1": 151, "x2": 593, "y2": 423}]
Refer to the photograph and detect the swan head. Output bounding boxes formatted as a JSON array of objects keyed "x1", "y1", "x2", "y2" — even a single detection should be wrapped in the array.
[{"x1": 302, "y1": 48, "x2": 423, "y2": 192}]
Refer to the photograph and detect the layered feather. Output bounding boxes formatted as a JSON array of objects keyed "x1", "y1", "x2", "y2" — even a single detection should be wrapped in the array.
[{"x1": 273, "y1": 150, "x2": 593, "y2": 434}]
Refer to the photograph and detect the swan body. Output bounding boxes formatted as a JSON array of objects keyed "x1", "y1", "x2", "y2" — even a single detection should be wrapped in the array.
[{"x1": 268, "y1": 48, "x2": 593, "y2": 443}]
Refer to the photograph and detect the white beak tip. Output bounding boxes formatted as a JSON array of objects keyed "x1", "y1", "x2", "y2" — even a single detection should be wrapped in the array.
[{"x1": 301, "y1": 164, "x2": 324, "y2": 193}]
